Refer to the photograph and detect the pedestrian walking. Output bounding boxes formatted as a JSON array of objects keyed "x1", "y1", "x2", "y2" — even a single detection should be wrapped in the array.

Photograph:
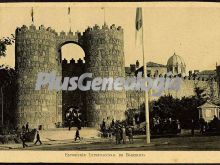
[
  {"x1": 74, "y1": 127, "x2": 81, "y2": 141},
  {"x1": 212, "y1": 115, "x2": 219, "y2": 129},
  {"x1": 25, "y1": 122, "x2": 29, "y2": 132},
  {"x1": 122, "y1": 126, "x2": 126, "y2": 144},
  {"x1": 115, "y1": 127, "x2": 121, "y2": 144},
  {"x1": 34, "y1": 131, "x2": 42, "y2": 145},
  {"x1": 111, "y1": 119, "x2": 115, "y2": 127},
  {"x1": 199, "y1": 118, "x2": 205, "y2": 134},
  {"x1": 191, "y1": 119, "x2": 195, "y2": 136},
  {"x1": 20, "y1": 132, "x2": 28, "y2": 148},
  {"x1": 22, "y1": 125, "x2": 25, "y2": 132},
  {"x1": 128, "y1": 126, "x2": 134, "y2": 144},
  {"x1": 102, "y1": 118, "x2": 106, "y2": 131}
]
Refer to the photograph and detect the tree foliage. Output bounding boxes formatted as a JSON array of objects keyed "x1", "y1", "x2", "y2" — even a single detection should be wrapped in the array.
[
  {"x1": 0, "y1": 35, "x2": 15, "y2": 57},
  {"x1": 0, "y1": 65, "x2": 16, "y2": 87},
  {"x1": 150, "y1": 88, "x2": 206, "y2": 128},
  {"x1": 0, "y1": 66, "x2": 17, "y2": 127},
  {"x1": 126, "y1": 87, "x2": 207, "y2": 129}
]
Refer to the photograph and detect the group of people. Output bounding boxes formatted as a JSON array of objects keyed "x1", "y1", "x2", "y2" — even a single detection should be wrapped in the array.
[
  {"x1": 151, "y1": 117, "x2": 181, "y2": 134},
  {"x1": 100, "y1": 118, "x2": 134, "y2": 144},
  {"x1": 191, "y1": 116, "x2": 220, "y2": 135},
  {"x1": 20, "y1": 122, "x2": 82, "y2": 148},
  {"x1": 66, "y1": 107, "x2": 83, "y2": 131},
  {"x1": 20, "y1": 122, "x2": 42, "y2": 148}
]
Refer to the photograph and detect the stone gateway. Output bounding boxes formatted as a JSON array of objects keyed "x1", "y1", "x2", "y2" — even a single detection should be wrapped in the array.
[{"x1": 15, "y1": 23, "x2": 127, "y2": 129}]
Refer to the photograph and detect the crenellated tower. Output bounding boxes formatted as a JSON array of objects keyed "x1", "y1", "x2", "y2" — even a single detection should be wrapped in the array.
[
  {"x1": 15, "y1": 24, "x2": 62, "y2": 129},
  {"x1": 82, "y1": 24, "x2": 127, "y2": 127}
]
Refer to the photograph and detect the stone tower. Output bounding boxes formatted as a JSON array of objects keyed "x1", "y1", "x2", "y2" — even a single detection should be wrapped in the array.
[
  {"x1": 15, "y1": 25, "x2": 62, "y2": 129},
  {"x1": 82, "y1": 24, "x2": 127, "y2": 127}
]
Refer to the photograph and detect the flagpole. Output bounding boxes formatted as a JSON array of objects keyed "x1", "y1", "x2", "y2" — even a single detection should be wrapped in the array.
[
  {"x1": 104, "y1": 8, "x2": 106, "y2": 24},
  {"x1": 31, "y1": 7, "x2": 34, "y2": 24},
  {"x1": 141, "y1": 8, "x2": 151, "y2": 144},
  {"x1": 101, "y1": 7, "x2": 106, "y2": 25},
  {"x1": 68, "y1": 7, "x2": 71, "y2": 32}
]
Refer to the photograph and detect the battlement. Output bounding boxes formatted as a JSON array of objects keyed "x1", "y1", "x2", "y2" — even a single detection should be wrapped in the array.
[
  {"x1": 16, "y1": 24, "x2": 58, "y2": 36},
  {"x1": 127, "y1": 71, "x2": 217, "y2": 82},
  {"x1": 15, "y1": 24, "x2": 83, "y2": 43},
  {"x1": 83, "y1": 24, "x2": 123, "y2": 37},
  {"x1": 15, "y1": 24, "x2": 123, "y2": 47},
  {"x1": 86, "y1": 24, "x2": 123, "y2": 32},
  {"x1": 62, "y1": 58, "x2": 85, "y2": 66},
  {"x1": 16, "y1": 24, "x2": 123, "y2": 37},
  {"x1": 57, "y1": 30, "x2": 82, "y2": 39},
  {"x1": 183, "y1": 76, "x2": 216, "y2": 82}
]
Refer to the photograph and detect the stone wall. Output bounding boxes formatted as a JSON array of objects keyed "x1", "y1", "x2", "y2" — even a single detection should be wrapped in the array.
[
  {"x1": 126, "y1": 77, "x2": 219, "y2": 110},
  {"x1": 163, "y1": 78, "x2": 218, "y2": 100},
  {"x1": 82, "y1": 24, "x2": 127, "y2": 127},
  {"x1": 15, "y1": 25, "x2": 62, "y2": 129}
]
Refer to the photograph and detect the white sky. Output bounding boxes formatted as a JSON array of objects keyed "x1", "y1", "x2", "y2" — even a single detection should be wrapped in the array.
[{"x1": 1, "y1": 2, "x2": 220, "y2": 73}]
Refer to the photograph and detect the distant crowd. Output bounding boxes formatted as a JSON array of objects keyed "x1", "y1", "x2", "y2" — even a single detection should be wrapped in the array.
[
  {"x1": 151, "y1": 117, "x2": 181, "y2": 134},
  {"x1": 100, "y1": 118, "x2": 134, "y2": 144}
]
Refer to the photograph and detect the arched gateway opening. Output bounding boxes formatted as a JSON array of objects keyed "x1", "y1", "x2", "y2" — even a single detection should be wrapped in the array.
[{"x1": 58, "y1": 41, "x2": 87, "y2": 127}]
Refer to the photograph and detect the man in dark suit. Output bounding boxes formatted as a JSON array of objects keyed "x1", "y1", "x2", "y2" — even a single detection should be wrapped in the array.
[{"x1": 34, "y1": 131, "x2": 42, "y2": 145}]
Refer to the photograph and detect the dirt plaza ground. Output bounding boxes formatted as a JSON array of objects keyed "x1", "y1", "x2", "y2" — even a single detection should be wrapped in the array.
[
  {"x1": 2, "y1": 130, "x2": 220, "y2": 151},
  {"x1": 28, "y1": 135, "x2": 220, "y2": 151}
]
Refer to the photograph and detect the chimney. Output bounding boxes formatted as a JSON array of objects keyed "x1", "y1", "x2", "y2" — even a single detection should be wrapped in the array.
[
  {"x1": 136, "y1": 60, "x2": 140, "y2": 69},
  {"x1": 189, "y1": 70, "x2": 192, "y2": 77}
]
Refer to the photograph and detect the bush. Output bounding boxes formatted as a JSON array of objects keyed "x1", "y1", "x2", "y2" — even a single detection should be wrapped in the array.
[
  {"x1": 0, "y1": 135, "x2": 8, "y2": 144},
  {"x1": 0, "y1": 135, "x2": 18, "y2": 144},
  {"x1": 24, "y1": 129, "x2": 37, "y2": 142}
]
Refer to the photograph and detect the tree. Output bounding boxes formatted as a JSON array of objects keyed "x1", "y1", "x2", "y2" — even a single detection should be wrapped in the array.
[
  {"x1": 147, "y1": 87, "x2": 207, "y2": 129},
  {"x1": 0, "y1": 35, "x2": 16, "y2": 127},
  {"x1": 194, "y1": 87, "x2": 207, "y2": 104},
  {"x1": 125, "y1": 108, "x2": 137, "y2": 125},
  {"x1": 0, "y1": 35, "x2": 15, "y2": 57},
  {"x1": 0, "y1": 66, "x2": 17, "y2": 126}
]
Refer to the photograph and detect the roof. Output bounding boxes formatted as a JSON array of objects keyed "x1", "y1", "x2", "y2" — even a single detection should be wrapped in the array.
[
  {"x1": 147, "y1": 61, "x2": 166, "y2": 67},
  {"x1": 197, "y1": 70, "x2": 216, "y2": 76},
  {"x1": 133, "y1": 61, "x2": 166, "y2": 74},
  {"x1": 198, "y1": 101, "x2": 220, "y2": 109},
  {"x1": 167, "y1": 52, "x2": 186, "y2": 66}
]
